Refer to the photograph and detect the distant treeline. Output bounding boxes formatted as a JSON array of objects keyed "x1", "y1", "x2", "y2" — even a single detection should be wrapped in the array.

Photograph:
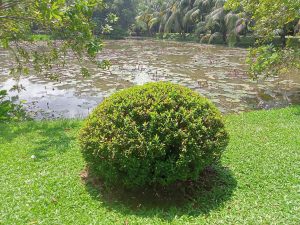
[
  {"x1": 132, "y1": 0, "x2": 300, "y2": 47},
  {"x1": 31, "y1": 0, "x2": 300, "y2": 47}
]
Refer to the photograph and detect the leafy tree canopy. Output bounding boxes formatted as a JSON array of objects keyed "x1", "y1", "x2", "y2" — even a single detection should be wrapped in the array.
[
  {"x1": 225, "y1": 0, "x2": 300, "y2": 79},
  {"x1": 93, "y1": 0, "x2": 137, "y2": 39},
  {"x1": 0, "y1": 0, "x2": 116, "y2": 79}
]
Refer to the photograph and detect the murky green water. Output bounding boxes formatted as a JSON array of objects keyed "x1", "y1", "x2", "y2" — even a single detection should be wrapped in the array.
[{"x1": 1, "y1": 39, "x2": 300, "y2": 118}]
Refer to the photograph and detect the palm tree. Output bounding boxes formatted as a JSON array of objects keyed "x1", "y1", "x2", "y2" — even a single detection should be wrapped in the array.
[{"x1": 135, "y1": 0, "x2": 250, "y2": 45}]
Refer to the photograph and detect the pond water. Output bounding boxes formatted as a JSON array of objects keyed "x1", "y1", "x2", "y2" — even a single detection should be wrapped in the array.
[{"x1": 0, "y1": 39, "x2": 300, "y2": 119}]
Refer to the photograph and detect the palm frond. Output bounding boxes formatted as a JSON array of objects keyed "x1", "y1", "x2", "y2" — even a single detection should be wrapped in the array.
[
  {"x1": 183, "y1": 7, "x2": 197, "y2": 27},
  {"x1": 195, "y1": 21, "x2": 206, "y2": 35},
  {"x1": 225, "y1": 12, "x2": 239, "y2": 32}
]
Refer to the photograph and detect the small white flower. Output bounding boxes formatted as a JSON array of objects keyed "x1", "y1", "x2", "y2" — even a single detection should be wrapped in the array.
[{"x1": 31, "y1": 155, "x2": 36, "y2": 159}]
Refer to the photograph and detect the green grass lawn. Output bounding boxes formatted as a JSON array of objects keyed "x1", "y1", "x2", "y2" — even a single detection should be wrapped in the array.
[{"x1": 0, "y1": 106, "x2": 299, "y2": 224}]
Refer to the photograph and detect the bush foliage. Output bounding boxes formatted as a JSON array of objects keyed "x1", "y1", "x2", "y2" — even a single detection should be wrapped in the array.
[
  {"x1": 0, "y1": 90, "x2": 28, "y2": 122},
  {"x1": 79, "y1": 82, "x2": 228, "y2": 188}
]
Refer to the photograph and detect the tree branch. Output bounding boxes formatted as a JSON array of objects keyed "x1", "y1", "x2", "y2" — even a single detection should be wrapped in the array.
[{"x1": 0, "y1": 15, "x2": 33, "y2": 20}]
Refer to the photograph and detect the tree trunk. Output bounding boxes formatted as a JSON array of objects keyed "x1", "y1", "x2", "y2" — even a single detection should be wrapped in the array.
[
  {"x1": 147, "y1": 23, "x2": 151, "y2": 36},
  {"x1": 244, "y1": 21, "x2": 248, "y2": 37},
  {"x1": 222, "y1": 31, "x2": 227, "y2": 44},
  {"x1": 280, "y1": 25, "x2": 287, "y2": 48}
]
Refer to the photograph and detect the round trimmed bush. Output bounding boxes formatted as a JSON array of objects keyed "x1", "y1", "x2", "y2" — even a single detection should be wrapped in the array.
[{"x1": 79, "y1": 82, "x2": 228, "y2": 188}]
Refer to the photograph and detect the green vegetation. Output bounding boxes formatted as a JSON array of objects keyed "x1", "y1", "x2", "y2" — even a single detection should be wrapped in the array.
[
  {"x1": 0, "y1": 0, "x2": 112, "y2": 78},
  {"x1": 0, "y1": 90, "x2": 28, "y2": 122},
  {"x1": 1, "y1": 0, "x2": 300, "y2": 221},
  {"x1": 156, "y1": 32, "x2": 199, "y2": 42},
  {"x1": 79, "y1": 82, "x2": 228, "y2": 188},
  {"x1": 134, "y1": 0, "x2": 248, "y2": 46},
  {"x1": 1, "y1": 0, "x2": 299, "y2": 79},
  {"x1": 1, "y1": 106, "x2": 299, "y2": 224},
  {"x1": 134, "y1": 0, "x2": 300, "y2": 78},
  {"x1": 225, "y1": 0, "x2": 300, "y2": 78},
  {"x1": 93, "y1": 0, "x2": 137, "y2": 39},
  {"x1": 27, "y1": 34, "x2": 52, "y2": 41}
]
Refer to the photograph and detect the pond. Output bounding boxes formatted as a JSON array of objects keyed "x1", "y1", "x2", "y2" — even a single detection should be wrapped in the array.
[{"x1": 1, "y1": 39, "x2": 300, "y2": 119}]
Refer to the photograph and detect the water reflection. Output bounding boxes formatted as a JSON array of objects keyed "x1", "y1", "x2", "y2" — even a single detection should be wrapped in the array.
[{"x1": 0, "y1": 39, "x2": 299, "y2": 119}]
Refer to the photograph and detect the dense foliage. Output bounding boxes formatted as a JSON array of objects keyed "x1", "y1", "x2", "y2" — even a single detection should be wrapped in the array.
[
  {"x1": 79, "y1": 82, "x2": 228, "y2": 188},
  {"x1": 0, "y1": 0, "x2": 112, "y2": 79},
  {"x1": 225, "y1": 0, "x2": 300, "y2": 78},
  {"x1": 1, "y1": 0, "x2": 298, "y2": 80},
  {"x1": 133, "y1": 0, "x2": 251, "y2": 45},
  {"x1": 133, "y1": 0, "x2": 300, "y2": 78},
  {"x1": 0, "y1": 90, "x2": 27, "y2": 122},
  {"x1": 93, "y1": 0, "x2": 137, "y2": 39}
]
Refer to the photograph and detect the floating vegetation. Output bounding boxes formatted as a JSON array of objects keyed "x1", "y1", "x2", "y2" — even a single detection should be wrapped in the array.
[{"x1": 0, "y1": 39, "x2": 299, "y2": 119}]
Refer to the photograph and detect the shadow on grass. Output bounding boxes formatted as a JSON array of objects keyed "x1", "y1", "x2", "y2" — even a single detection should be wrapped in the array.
[
  {"x1": 292, "y1": 105, "x2": 300, "y2": 116},
  {"x1": 0, "y1": 120, "x2": 80, "y2": 160},
  {"x1": 82, "y1": 165, "x2": 237, "y2": 221}
]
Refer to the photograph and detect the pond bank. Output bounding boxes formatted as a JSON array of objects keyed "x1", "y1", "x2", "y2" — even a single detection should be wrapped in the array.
[{"x1": 130, "y1": 34, "x2": 300, "y2": 48}]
